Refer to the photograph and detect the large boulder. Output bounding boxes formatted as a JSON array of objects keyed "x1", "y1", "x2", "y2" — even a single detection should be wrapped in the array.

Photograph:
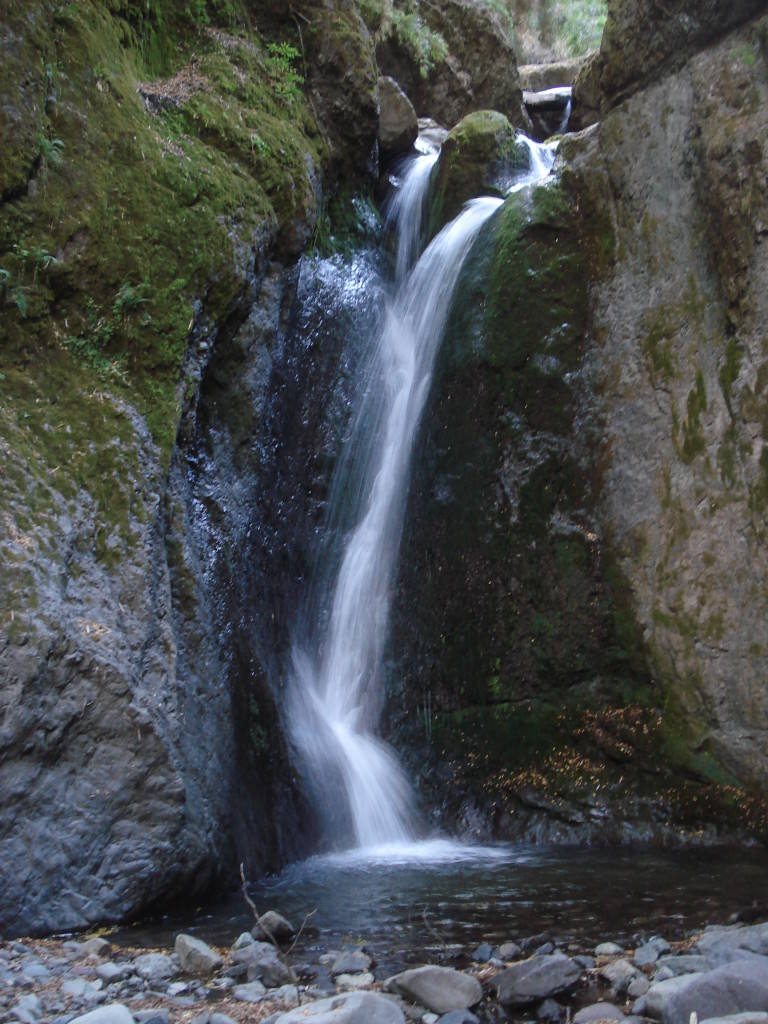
[
  {"x1": 573, "y1": 0, "x2": 768, "y2": 122},
  {"x1": 645, "y1": 960, "x2": 768, "y2": 1024},
  {"x1": 427, "y1": 110, "x2": 532, "y2": 234}
]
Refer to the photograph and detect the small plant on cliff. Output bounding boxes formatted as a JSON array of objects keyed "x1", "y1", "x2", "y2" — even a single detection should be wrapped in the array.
[
  {"x1": 265, "y1": 42, "x2": 303, "y2": 104},
  {"x1": 391, "y1": 6, "x2": 448, "y2": 78},
  {"x1": 38, "y1": 134, "x2": 64, "y2": 167}
]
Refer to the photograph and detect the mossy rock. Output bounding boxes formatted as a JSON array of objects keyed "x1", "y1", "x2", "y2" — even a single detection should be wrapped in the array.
[{"x1": 427, "y1": 110, "x2": 530, "y2": 236}]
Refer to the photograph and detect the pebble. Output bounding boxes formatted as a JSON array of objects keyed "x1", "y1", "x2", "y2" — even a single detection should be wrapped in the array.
[
  {"x1": 498, "y1": 942, "x2": 522, "y2": 960},
  {"x1": 596, "y1": 942, "x2": 624, "y2": 956},
  {"x1": 471, "y1": 943, "x2": 493, "y2": 962}
]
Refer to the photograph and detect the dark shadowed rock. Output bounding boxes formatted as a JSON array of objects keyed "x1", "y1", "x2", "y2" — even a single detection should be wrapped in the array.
[
  {"x1": 378, "y1": 76, "x2": 418, "y2": 159},
  {"x1": 495, "y1": 953, "x2": 581, "y2": 1007}
]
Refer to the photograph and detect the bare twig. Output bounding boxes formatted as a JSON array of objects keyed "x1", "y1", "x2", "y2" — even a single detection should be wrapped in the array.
[{"x1": 238, "y1": 862, "x2": 317, "y2": 1006}]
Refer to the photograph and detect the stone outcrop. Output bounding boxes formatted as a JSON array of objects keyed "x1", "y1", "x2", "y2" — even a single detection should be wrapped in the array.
[
  {"x1": 0, "y1": 0, "x2": 378, "y2": 936},
  {"x1": 390, "y1": 3, "x2": 768, "y2": 840},
  {"x1": 374, "y1": 0, "x2": 530, "y2": 130},
  {"x1": 573, "y1": 0, "x2": 768, "y2": 125}
]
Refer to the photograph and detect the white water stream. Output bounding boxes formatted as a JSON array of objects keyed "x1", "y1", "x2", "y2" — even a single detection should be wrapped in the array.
[{"x1": 287, "y1": 133, "x2": 556, "y2": 851}]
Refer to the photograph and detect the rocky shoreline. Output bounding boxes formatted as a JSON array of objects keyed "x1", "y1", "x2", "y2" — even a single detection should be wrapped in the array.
[{"x1": 4, "y1": 910, "x2": 768, "y2": 1024}]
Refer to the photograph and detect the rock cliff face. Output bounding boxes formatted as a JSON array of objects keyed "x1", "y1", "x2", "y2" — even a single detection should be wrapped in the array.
[
  {"x1": 389, "y1": 4, "x2": 768, "y2": 841},
  {"x1": 566, "y1": 9, "x2": 768, "y2": 790},
  {"x1": 0, "y1": 0, "x2": 377, "y2": 935}
]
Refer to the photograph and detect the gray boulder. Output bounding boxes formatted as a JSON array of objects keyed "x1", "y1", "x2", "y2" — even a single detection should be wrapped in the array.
[
  {"x1": 174, "y1": 934, "x2": 223, "y2": 977},
  {"x1": 596, "y1": 943, "x2": 625, "y2": 957},
  {"x1": 331, "y1": 951, "x2": 373, "y2": 976},
  {"x1": 232, "y1": 980, "x2": 266, "y2": 1002},
  {"x1": 645, "y1": 960, "x2": 768, "y2": 1024},
  {"x1": 495, "y1": 953, "x2": 581, "y2": 1007},
  {"x1": 697, "y1": 925, "x2": 768, "y2": 964},
  {"x1": 275, "y1": 991, "x2": 406, "y2": 1023},
  {"x1": 437, "y1": 1011, "x2": 480, "y2": 1024},
  {"x1": 133, "y1": 953, "x2": 176, "y2": 984},
  {"x1": 599, "y1": 959, "x2": 644, "y2": 997},
  {"x1": 388, "y1": 966, "x2": 482, "y2": 1014},
  {"x1": 378, "y1": 76, "x2": 418, "y2": 159},
  {"x1": 499, "y1": 942, "x2": 523, "y2": 960},
  {"x1": 635, "y1": 939, "x2": 671, "y2": 967},
  {"x1": 68, "y1": 1007, "x2": 135, "y2": 1024}
]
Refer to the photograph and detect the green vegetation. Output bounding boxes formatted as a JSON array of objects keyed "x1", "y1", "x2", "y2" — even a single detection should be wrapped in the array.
[
  {"x1": 510, "y1": 0, "x2": 607, "y2": 60},
  {"x1": 0, "y1": 0, "x2": 324, "y2": 555},
  {"x1": 358, "y1": 0, "x2": 449, "y2": 78}
]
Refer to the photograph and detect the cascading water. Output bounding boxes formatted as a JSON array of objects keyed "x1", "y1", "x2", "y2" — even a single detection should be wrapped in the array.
[{"x1": 287, "y1": 132, "x2": 556, "y2": 851}]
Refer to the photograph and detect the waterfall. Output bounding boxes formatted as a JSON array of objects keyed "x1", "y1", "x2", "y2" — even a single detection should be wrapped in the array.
[{"x1": 287, "y1": 134, "x2": 555, "y2": 850}]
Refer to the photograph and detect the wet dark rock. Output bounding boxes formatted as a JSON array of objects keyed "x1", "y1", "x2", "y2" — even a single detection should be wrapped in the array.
[
  {"x1": 253, "y1": 911, "x2": 295, "y2": 943},
  {"x1": 495, "y1": 953, "x2": 581, "y2": 1007}
]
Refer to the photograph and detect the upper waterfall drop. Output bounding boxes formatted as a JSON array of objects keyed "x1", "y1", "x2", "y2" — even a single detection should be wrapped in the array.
[{"x1": 287, "y1": 131, "x2": 557, "y2": 851}]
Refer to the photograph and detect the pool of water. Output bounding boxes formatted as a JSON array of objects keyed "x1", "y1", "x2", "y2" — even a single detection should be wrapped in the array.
[{"x1": 112, "y1": 841, "x2": 768, "y2": 974}]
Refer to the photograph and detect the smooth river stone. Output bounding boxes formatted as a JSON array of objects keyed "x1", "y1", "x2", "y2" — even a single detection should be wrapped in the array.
[
  {"x1": 388, "y1": 966, "x2": 482, "y2": 1014},
  {"x1": 276, "y1": 991, "x2": 405, "y2": 1024}
]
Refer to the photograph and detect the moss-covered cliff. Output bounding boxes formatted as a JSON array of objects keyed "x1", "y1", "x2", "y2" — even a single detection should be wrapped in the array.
[{"x1": 0, "y1": 0, "x2": 379, "y2": 935}]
